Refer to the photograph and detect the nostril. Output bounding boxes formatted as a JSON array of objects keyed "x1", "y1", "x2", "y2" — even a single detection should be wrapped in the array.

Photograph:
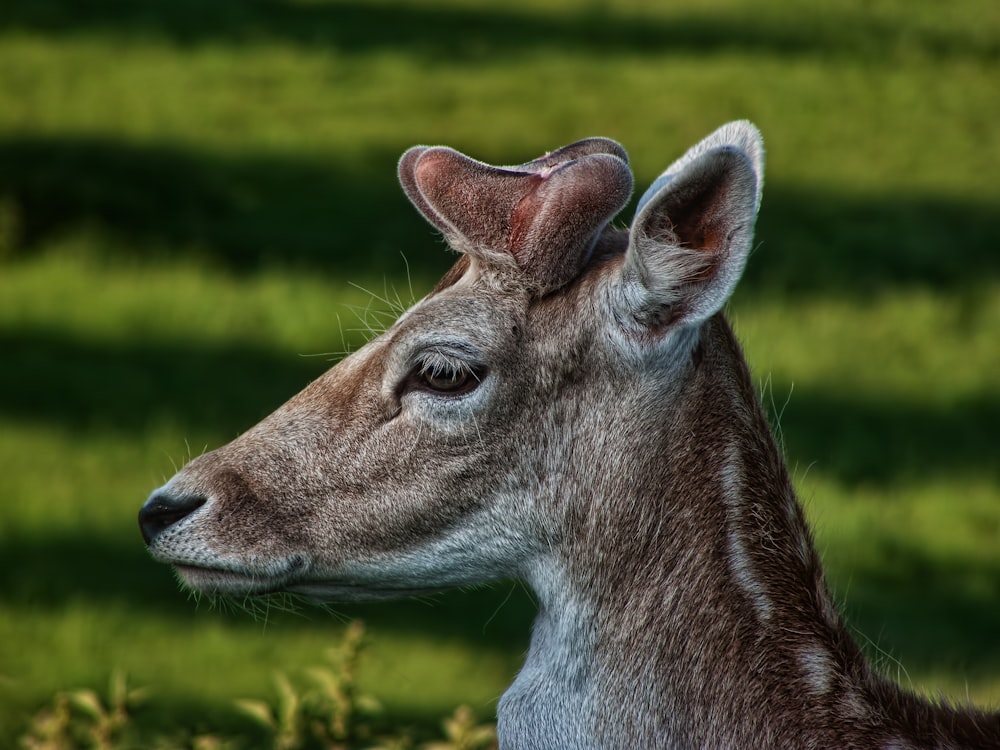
[{"x1": 138, "y1": 492, "x2": 207, "y2": 546}]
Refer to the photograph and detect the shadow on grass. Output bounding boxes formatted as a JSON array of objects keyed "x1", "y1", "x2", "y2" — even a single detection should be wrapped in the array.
[
  {"x1": 748, "y1": 196, "x2": 1000, "y2": 298},
  {"x1": 0, "y1": 0, "x2": 996, "y2": 63},
  {"x1": 2, "y1": 135, "x2": 999, "y2": 294},
  {"x1": 0, "y1": 136, "x2": 453, "y2": 280},
  {"x1": 778, "y1": 389, "x2": 1000, "y2": 486},
  {"x1": 0, "y1": 323, "x2": 330, "y2": 440},
  {"x1": 828, "y1": 535, "x2": 1000, "y2": 685}
]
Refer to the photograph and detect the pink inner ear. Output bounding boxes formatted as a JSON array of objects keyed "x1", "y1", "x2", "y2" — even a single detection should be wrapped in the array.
[
  {"x1": 508, "y1": 175, "x2": 546, "y2": 257},
  {"x1": 643, "y1": 155, "x2": 751, "y2": 262}
]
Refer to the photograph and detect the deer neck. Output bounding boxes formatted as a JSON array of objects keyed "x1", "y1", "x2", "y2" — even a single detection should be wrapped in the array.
[{"x1": 502, "y1": 315, "x2": 868, "y2": 748}]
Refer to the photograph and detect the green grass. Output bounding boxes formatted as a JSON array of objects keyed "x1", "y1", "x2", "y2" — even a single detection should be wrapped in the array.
[{"x1": 1, "y1": 0, "x2": 999, "y2": 744}]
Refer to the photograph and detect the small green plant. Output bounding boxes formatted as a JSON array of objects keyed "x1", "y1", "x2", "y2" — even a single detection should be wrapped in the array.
[
  {"x1": 301, "y1": 621, "x2": 384, "y2": 746},
  {"x1": 19, "y1": 692, "x2": 73, "y2": 750},
  {"x1": 19, "y1": 671, "x2": 147, "y2": 750},
  {"x1": 18, "y1": 622, "x2": 496, "y2": 750},
  {"x1": 235, "y1": 621, "x2": 387, "y2": 749},
  {"x1": 234, "y1": 620, "x2": 500, "y2": 750},
  {"x1": 235, "y1": 672, "x2": 306, "y2": 750},
  {"x1": 421, "y1": 706, "x2": 497, "y2": 750}
]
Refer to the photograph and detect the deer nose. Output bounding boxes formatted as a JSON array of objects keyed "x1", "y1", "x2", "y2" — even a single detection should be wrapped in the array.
[{"x1": 138, "y1": 491, "x2": 206, "y2": 546}]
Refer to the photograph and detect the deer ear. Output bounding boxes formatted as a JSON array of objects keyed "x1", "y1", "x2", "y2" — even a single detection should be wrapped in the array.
[
  {"x1": 399, "y1": 143, "x2": 633, "y2": 292},
  {"x1": 517, "y1": 136, "x2": 629, "y2": 172},
  {"x1": 619, "y1": 121, "x2": 764, "y2": 331},
  {"x1": 399, "y1": 146, "x2": 450, "y2": 235}
]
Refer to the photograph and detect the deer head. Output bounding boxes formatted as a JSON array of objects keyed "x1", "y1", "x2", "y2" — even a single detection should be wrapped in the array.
[{"x1": 139, "y1": 122, "x2": 762, "y2": 603}]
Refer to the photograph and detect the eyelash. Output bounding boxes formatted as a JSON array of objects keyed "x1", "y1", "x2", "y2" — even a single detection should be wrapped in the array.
[{"x1": 407, "y1": 355, "x2": 486, "y2": 397}]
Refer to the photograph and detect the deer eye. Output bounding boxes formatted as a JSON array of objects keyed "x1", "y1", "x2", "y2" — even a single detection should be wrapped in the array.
[
  {"x1": 422, "y1": 366, "x2": 471, "y2": 392},
  {"x1": 402, "y1": 351, "x2": 486, "y2": 398},
  {"x1": 417, "y1": 361, "x2": 484, "y2": 395}
]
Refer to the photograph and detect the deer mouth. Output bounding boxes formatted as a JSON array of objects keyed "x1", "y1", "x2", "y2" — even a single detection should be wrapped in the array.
[
  {"x1": 285, "y1": 581, "x2": 445, "y2": 601},
  {"x1": 171, "y1": 561, "x2": 441, "y2": 602},
  {"x1": 172, "y1": 564, "x2": 277, "y2": 595},
  {"x1": 169, "y1": 555, "x2": 309, "y2": 597}
]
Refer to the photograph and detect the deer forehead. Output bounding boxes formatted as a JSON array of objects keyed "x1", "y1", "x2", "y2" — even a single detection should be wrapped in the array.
[
  {"x1": 386, "y1": 287, "x2": 523, "y2": 371},
  {"x1": 383, "y1": 272, "x2": 612, "y2": 384}
]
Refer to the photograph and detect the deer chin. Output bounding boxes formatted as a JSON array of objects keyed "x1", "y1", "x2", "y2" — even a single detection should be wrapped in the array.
[
  {"x1": 171, "y1": 565, "x2": 279, "y2": 596},
  {"x1": 285, "y1": 581, "x2": 444, "y2": 602},
  {"x1": 170, "y1": 559, "x2": 443, "y2": 602},
  {"x1": 168, "y1": 554, "x2": 310, "y2": 597}
]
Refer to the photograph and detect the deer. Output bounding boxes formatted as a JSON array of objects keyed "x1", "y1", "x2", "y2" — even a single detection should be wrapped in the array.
[{"x1": 138, "y1": 122, "x2": 1000, "y2": 749}]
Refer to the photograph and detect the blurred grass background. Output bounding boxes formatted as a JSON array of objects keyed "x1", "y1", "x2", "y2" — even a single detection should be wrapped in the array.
[{"x1": 1, "y1": 0, "x2": 998, "y2": 744}]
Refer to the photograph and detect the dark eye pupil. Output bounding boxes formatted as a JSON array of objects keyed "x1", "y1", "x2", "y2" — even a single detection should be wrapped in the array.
[{"x1": 423, "y1": 368, "x2": 469, "y2": 392}]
